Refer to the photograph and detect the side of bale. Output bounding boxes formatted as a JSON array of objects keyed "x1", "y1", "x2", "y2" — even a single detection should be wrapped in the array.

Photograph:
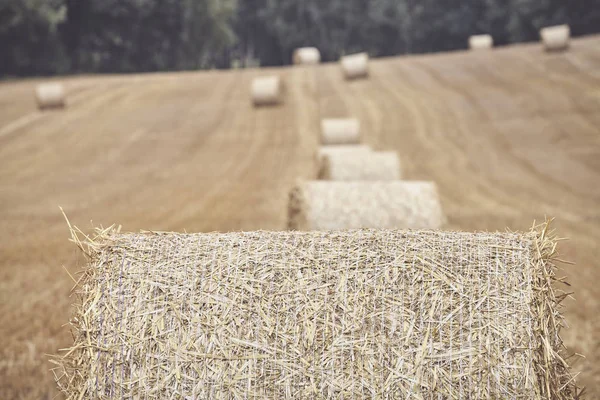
[
  {"x1": 35, "y1": 83, "x2": 66, "y2": 109},
  {"x1": 293, "y1": 47, "x2": 321, "y2": 65},
  {"x1": 288, "y1": 181, "x2": 445, "y2": 230},
  {"x1": 469, "y1": 34, "x2": 493, "y2": 50},
  {"x1": 251, "y1": 76, "x2": 284, "y2": 106},
  {"x1": 340, "y1": 52, "x2": 369, "y2": 80},
  {"x1": 316, "y1": 145, "x2": 372, "y2": 178},
  {"x1": 53, "y1": 223, "x2": 579, "y2": 399},
  {"x1": 320, "y1": 118, "x2": 361, "y2": 145},
  {"x1": 540, "y1": 25, "x2": 570, "y2": 52},
  {"x1": 320, "y1": 151, "x2": 402, "y2": 181}
]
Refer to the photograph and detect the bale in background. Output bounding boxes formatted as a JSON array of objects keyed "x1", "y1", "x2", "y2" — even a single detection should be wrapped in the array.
[
  {"x1": 320, "y1": 118, "x2": 361, "y2": 145},
  {"x1": 35, "y1": 83, "x2": 66, "y2": 110},
  {"x1": 53, "y1": 223, "x2": 578, "y2": 399},
  {"x1": 293, "y1": 47, "x2": 321, "y2": 65},
  {"x1": 316, "y1": 145, "x2": 372, "y2": 178},
  {"x1": 320, "y1": 150, "x2": 401, "y2": 181},
  {"x1": 251, "y1": 76, "x2": 283, "y2": 106},
  {"x1": 469, "y1": 34, "x2": 493, "y2": 50},
  {"x1": 340, "y1": 52, "x2": 369, "y2": 80},
  {"x1": 540, "y1": 25, "x2": 570, "y2": 52},
  {"x1": 289, "y1": 180, "x2": 444, "y2": 230}
]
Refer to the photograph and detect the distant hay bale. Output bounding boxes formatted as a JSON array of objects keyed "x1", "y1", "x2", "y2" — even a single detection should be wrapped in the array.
[
  {"x1": 35, "y1": 83, "x2": 66, "y2": 110},
  {"x1": 54, "y1": 223, "x2": 579, "y2": 399},
  {"x1": 316, "y1": 145, "x2": 372, "y2": 178},
  {"x1": 293, "y1": 47, "x2": 321, "y2": 65},
  {"x1": 469, "y1": 34, "x2": 493, "y2": 50},
  {"x1": 340, "y1": 52, "x2": 369, "y2": 80},
  {"x1": 540, "y1": 25, "x2": 570, "y2": 52},
  {"x1": 289, "y1": 181, "x2": 444, "y2": 230},
  {"x1": 320, "y1": 151, "x2": 402, "y2": 181},
  {"x1": 321, "y1": 118, "x2": 361, "y2": 145},
  {"x1": 251, "y1": 76, "x2": 283, "y2": 106}
]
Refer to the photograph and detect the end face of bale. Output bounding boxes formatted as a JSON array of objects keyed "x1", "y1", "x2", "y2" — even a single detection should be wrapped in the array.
[
  {"x1": 293, "y1": 47, "x2": 321, "y2": 65},
  {"x1": 320, "y1": 151, "x2": 402, "y2": 181},
  {"x1": 469, "y1": 34, "x2": 494, "y2": 50},
  {"x1": 540, "y1": 25, "x2": 570, "y2": 52},
  {"x1": 35, "y1": 83, "x2": 66, "y2": 110},
  {"x1": 251, "y1": 76, "x2": 284, "y2": 106},
  {"x1": 320, "y1": 118, "x2": 361, "y2": 145},
  {"x1": 53, "y1": 222, "x2": 580, "y2": 399},
  {"x1": 340, "y1": 52, "x2": 369, "y2": 80},
  {"x1": 290, "y1": 180, "x2": 445, "y2": 230}
]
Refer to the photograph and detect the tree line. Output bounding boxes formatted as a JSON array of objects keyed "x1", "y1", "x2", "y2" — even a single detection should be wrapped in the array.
[{"x1": 1, "y1": 0, "x2": 599, "y2": 77}]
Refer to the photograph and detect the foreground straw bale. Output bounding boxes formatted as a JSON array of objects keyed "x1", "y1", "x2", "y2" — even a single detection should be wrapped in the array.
[
  {"x1": 289, "y1": 181, "x2": 444, "y2": 230},
  {"x1": 321, "y1": 118, "x2": 361, "y2": 144},
  {"x1": 320, "y1": 150, "x2": 401, "y2": 181},
  {"x1": 251, "y1": 76, "x2": 284, "y2": 106},
  {"x1": 469, "y1": 34, "x2": 493, "y2": 50},
  {"x1": 293, "y1": 47, "x2": 321, "y2": 65},
  {"x1": 540, "y1": 25, "x2": 570, "y2": 52},
  {"x1": 35, "y1": 83, "x2": 66, "y2": 110},
  {"x1": 54, "y1": 223, "x2": 578, "y2": 399}
]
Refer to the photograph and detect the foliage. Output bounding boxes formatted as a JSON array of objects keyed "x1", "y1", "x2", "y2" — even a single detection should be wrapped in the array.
[{"x1": 1, "y1": 0, "x2": 599, "y2": 76}]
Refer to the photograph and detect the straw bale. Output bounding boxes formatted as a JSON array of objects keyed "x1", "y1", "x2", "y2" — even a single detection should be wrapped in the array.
[
  {"x1": 316, "y1": 145, "x2": 372, "y2": 178},
  {"x1": 321, "y1": 118, "x2": 361, "y2": 145},
  {"x1": 53, "y1": 222, "x2": 578, "y2": 399},
  {"x1": 293, "y1": 47, "x2": 321, "y2": 65},
  {"x1": 288, "y1": 181, "x2": 444, "y2": 230},
  {"x1": 35, "y1": 83, "x2": 66, "y2": 109},
  {"x1": 540, "y1": 25, "x2": 570, "y2": 52},
  {"x1": 469, "y1": 34, "x2": 493, "y2": 50},
  {"x1": 251, "y1": 76, "x2": 283, "y2": 106},
  {"x1": 320, "y1": 151, "x2": 402, "y2": 181},
  {"x1": 340, "y1": 52, "x2": 369, "y2": 80}
]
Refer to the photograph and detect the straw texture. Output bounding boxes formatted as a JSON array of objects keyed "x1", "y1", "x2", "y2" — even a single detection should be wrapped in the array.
[
  {"x1": 540, "y1": 25, "x2": 570, "y2": 52},
  {"x1": 251, "y1": 76, "x2": 283, "y2": 106},
  {"x1": 35, "y1": 83, "x2": 66, "y2": 109},
  {"x1": 321, "y1": 118, "x2": 361, "y2": 145},
  {"x1": 288, "y1": 181, "x2": 444, "y2": 230},
  {"x1": 293, "y1": 47, "x2": 321, "y2": 65},
  {"x1": 53, "y1": 223, "x2": 578, "y2": 399},
  {"x1": 340, "y1": 52, "x2": 369, "y2": 80},
  {"x1": 469, "y1": 34, "x2": 493, "y2": 50},
  {"x1": 320, "y1": 151, "x2": 401, "y2": 181}
]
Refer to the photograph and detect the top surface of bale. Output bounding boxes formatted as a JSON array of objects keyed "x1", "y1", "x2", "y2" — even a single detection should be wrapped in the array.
[
  {"x1": 293, "y1": 47, "x2": 321, "y2": 65},
  {"x1": 320, "y1": 150, "x2": 402, "y2": 181},
  {"x1": 340, "y1": 52, "x2": 369, "y2": 79},
  {"x1": 320, "y1": 118, "x2": 361, "y2": 145},
  {"x1": 469, "y1": 34, "x2": 493, "y2": 50},
  {"x1": 540, "y1": 25, "x2": 570, "y2": 51},
  {"x1": 55, "y1": 224, "x2": 577, "y2": 399},
  {"x1": 289, "y1": 180, "x2": 445, "y2": 231},
  {"x1": 35, "y1": 83, "x2": 66, "y2": 109},
  {"x1": 251, "y1": 76, "x2": 283, "y2": 105}
]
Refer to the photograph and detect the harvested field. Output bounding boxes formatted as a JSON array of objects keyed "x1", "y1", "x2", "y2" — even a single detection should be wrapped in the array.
[{"x1": 0, "y1": 36, "x2": 600, "y2": 398}]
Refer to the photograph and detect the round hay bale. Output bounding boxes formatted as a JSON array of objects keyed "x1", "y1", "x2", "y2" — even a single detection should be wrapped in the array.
[
  {"x1": 54, "y1": 223, "x2": 578, "y2": 399},
  {"x1": 320, "y1": 118, "x2": 361, "y2": 145},
  {"x1": 320, "y1": 150, "x2": 402, "y2": 181},
  {"x1": 316, "y1": 145, "x2": 372, "y2": 178},
  {"x1": 293, "y1": 47, "x2": 321, "y2": 65},
  {"x1": 469, "y1": 34, "x2": 493, "y2": 50},
  {"x1": 251, "y1": 76, "x2": 283, "y2": 106},
  {"x1": 340, "y1": 52, "x2": 369, "y2": 80},
  {"x1": 540, "y1": 24, "x2": 570, "y2": 52},
  {"x1": 288, "y1": 180, "x2": 445, "y2": 230},
  {"x1": 35, "y1": 83, "x2": 66, "y2": 110}
]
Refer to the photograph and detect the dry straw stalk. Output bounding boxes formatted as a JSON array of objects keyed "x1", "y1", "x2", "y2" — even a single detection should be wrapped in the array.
[
  {"x1": 319, "y1": 150, "x2": 401, "y2": 181},
  {"x1": 53, "y1": 222, "x2": 578, "y2": 399},
  {"x1": 289, "y1": 181, "x2": 445, "y2": 230}
]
